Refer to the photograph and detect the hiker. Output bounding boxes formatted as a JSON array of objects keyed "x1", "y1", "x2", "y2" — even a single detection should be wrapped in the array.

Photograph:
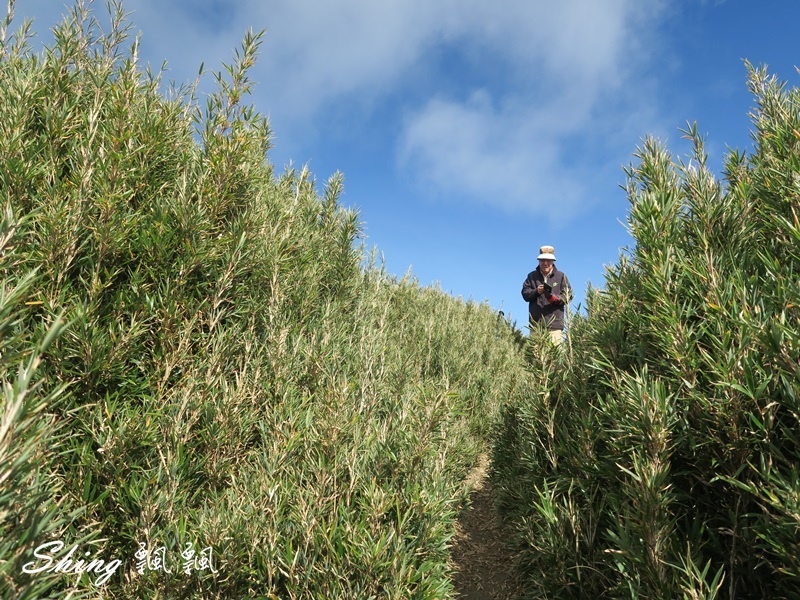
[{"x1": 521, "y1": 245, "x2": 571, "y2": 345}]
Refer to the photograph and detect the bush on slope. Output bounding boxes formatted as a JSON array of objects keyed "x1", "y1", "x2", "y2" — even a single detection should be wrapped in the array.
[
  {"x1": 493, "y1": 64, "x2": 800, "y2": 599},
  {"x1": 0, "y1": 3, "x2": 529, "y2": 598}
]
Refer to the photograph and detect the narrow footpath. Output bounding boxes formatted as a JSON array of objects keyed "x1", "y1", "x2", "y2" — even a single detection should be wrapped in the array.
[{"x1": 450, "y1": 454, "x2": 522, "y2": 600}]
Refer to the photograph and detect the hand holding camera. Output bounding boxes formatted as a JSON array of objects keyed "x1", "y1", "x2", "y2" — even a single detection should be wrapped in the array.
[{"x1": 539, "y1": 282, "x2": 563, "y2": 305}]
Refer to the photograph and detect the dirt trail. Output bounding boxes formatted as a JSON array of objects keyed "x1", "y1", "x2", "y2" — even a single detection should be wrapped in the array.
[{"x1": 449, "y1": 454, "x2": 522, "y2": 600}]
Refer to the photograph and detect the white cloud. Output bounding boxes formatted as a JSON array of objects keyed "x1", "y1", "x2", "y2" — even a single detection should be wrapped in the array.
[
  {"x1": 243, "y1": 0, "x2": 665, "y2": 119},
  {"x1": 397, "y1": 92, "x2": 587, "y2": 216},
  {"x1": 239, "y1": 0, "x2": 670, "y2": 217},
  {"x1": 394, "y1": 1, "x2": 671, "y2": 216}
]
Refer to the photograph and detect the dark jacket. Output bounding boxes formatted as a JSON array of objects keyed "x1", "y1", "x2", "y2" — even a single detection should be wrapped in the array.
[{"x1": 521, "y1": 266, "x2": 571, "y2": 330}]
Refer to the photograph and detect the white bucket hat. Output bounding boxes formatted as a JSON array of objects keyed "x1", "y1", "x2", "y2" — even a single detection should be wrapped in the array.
[{"x1": 537, "y1": 245, "x2": 556, "y2": 261}]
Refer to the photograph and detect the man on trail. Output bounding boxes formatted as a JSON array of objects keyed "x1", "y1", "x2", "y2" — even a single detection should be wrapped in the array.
[{"x1": 521, "y1": 245, "x2": 571, "y2": 345}]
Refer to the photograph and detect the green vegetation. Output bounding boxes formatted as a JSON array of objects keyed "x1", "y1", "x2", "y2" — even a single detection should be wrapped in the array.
[
  {"x1": 6, "y1": 2, "x2": 800, "y2": 599},
  {"x1": 493, "y1": 65, "x2": 800, "y2": 598},
  {"x1": 0, "y1": 3, "x2": 528, "y2": 598}
]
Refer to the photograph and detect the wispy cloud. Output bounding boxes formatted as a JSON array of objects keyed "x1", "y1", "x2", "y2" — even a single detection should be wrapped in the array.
[
  {"x1": 250, "y1": 0, "x2": 670, "y2": 218},
  {"x1": 397, "y1": 92, "x2": 588, "y2": 216},
  {"x1": 394, "y1": 1, "x2": 672, "y2": 217}
]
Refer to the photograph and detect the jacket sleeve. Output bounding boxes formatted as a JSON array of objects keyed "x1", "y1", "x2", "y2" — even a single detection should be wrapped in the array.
[
  {"x1": 521, "y1": 273, "x2": 538, "y2": 302},
  {"x1": 562, "y1": 274, "x2": 572, "y2": 303}
]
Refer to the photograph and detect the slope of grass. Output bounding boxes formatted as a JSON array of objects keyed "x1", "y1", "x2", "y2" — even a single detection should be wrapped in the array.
[
  {"x1": 0, "y1": 3, "x2": 529, "y2": 598},
  {"x1": 493, "y1": 64, "x2": 800, "y2": 599}
]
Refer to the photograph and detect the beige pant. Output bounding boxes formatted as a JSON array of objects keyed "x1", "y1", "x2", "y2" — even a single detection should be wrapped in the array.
[{"x1": 529, "y1": 319, "x2": 564, "y2": 346}]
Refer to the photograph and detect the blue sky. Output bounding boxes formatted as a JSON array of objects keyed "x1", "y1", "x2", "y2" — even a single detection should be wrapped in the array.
[{"x1": 12, "y1": 0, "x2": 800, "y2": 325}]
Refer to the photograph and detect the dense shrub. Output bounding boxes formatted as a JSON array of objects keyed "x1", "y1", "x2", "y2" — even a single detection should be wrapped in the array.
[
  {"x1": 0, "y1": 3, "x2": 529, "y2": 598},
  {"x1": 493, "y1": 64, "x2": 800, "y2": 599}
]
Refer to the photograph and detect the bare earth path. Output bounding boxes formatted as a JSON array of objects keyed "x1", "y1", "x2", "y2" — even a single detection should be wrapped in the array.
[{"x1": 450, "y1": 454, "x2": 522, "y2": 600}]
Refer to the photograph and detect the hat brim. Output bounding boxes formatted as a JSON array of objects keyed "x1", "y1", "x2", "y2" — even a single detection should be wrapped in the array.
[{"x1": 537, "y1": 253, "x2": 556, "y2": 260}]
